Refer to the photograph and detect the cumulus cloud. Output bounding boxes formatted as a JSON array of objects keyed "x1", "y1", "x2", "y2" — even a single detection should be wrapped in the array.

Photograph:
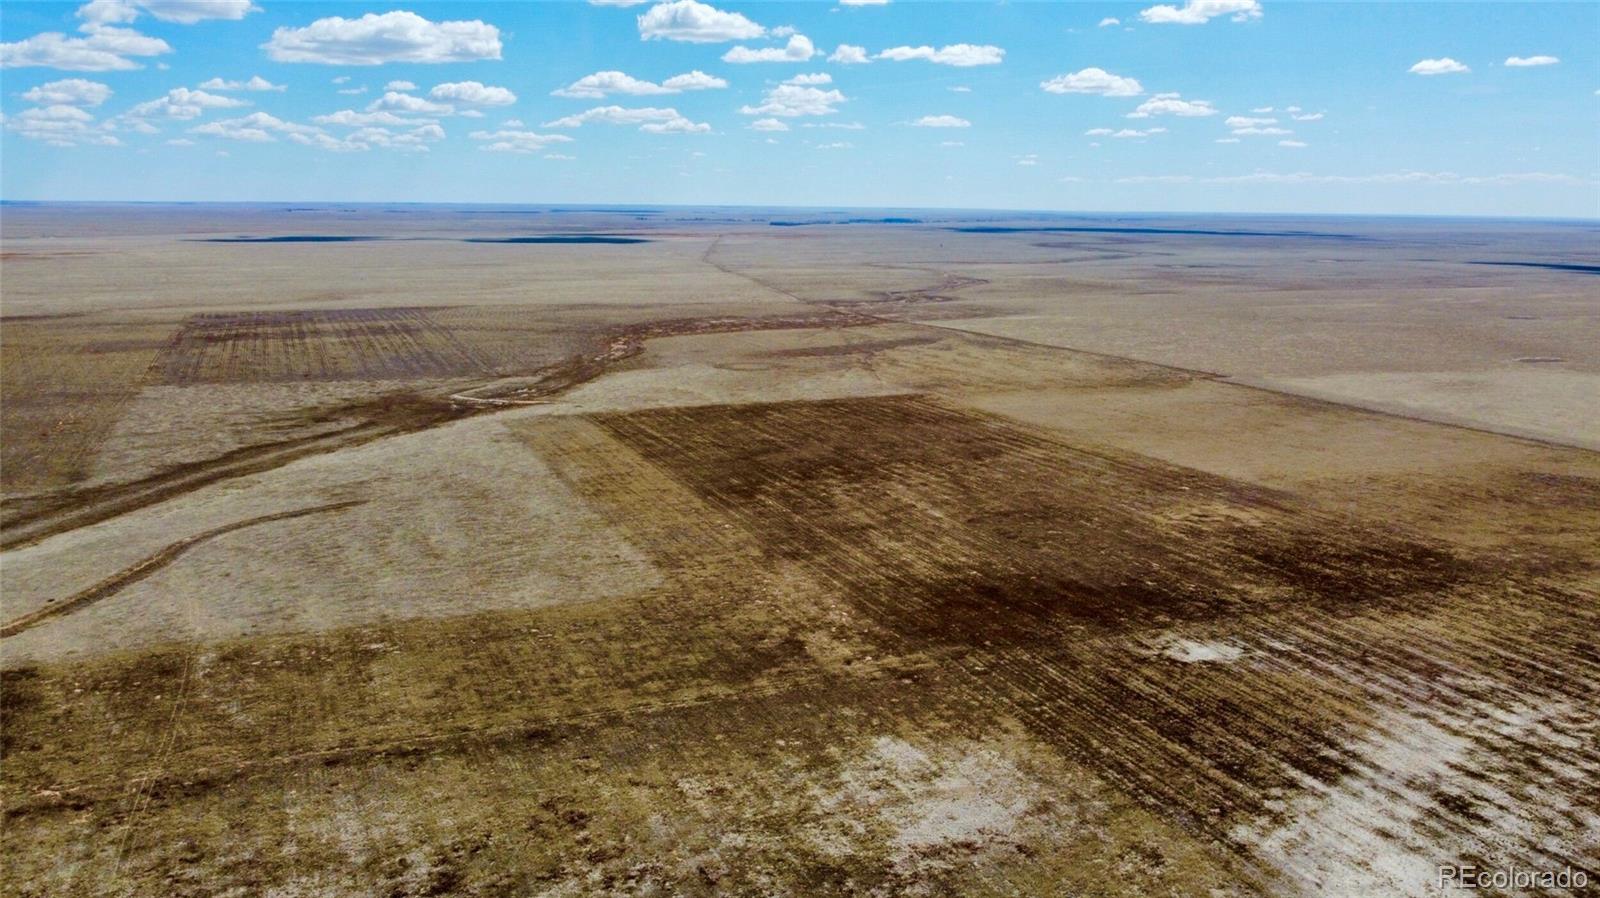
[
  {"x1": 1225, "y1": 114, "x2": 1275, "y2": 128},
  {"x1": 1099, "y1": 17, "x2": 1120, "y2": 26},
  {"x1": 123, "y1": 86, "x2": 248, "y2": 121},
  {"x1": 640, "y1": 116, "x2": 710, "y2": 133},
  {"x1": 337, "y1": 86, "x2": 368, "y2": 95},
  {"x1": 21, "y1": 78, "x2": 112, "y2": 105},
  {"x1": 76, "y1": 0, "x2": 257, "y2": 26},
  {"x1": 829, "y1": 44, "x2": 869, "y2": 64},
  {"x1": 199, "y1": 75, "x2": 284, "y2": 91},
  {"x1": 1127, "y1": 92, "x2": 1216, "y2": 117},
  {"x1": 366, "y1": 90, "x2": 453, "y2": 115},
  {"x1": 749, "y1": 118, "x2": 789, "y2": 131},
  {"x1": 385, "y1": 79, "x2": 417, "y2": 91},
  {"x1": 1232, "y1": 125, "x2": 1291, "y2": 135},
  {"x1": 877, "y1": 43, "x2": 1004, "y2": 66},
  {"x1": 1086, "y1": 126, "x2": 1166, "y2": 138},
  {"x1": 313, "y1": 108, "x2": 430, "y2": 126},
  {"x1": 723, "y1": 34, "x2": 816, "y2": 63},
  {"x1": 784, "y1": 73, "x2": 831, "y2": 85},
  {"x1": 911, "y1": 114, "x2": 969, "y2": 127},
  {"x1": 296, "y1": 122, "x2": 444, "y2": 152},
  {"x1": 1290, "y1": 111, "x2": 1323, "y2": 121},
  {"x1": 738, "y1": 83, "x2": 846, "y2": 116},
  {"x1": 1505, "y1": 55, "x2": 1558, "y2": 67},
  {"x1": 4, "y1": 103, "x2": 121, "y2": 146},
  {"x1": 263, "y1": 11, "x2": 503, "y2": 65},
  {"x1": 1139, "y1": 0, "x2": 1261, "y2": 25},
  {"x1": 1, "y1": 26, "x2": 171, "y2": 71},
  {"x1": 430, "y1": 81, "x2": 516, "y2": 105},
  {"x1": 1040, "y1": 67, "x2": 1142, "y2": 96},
  {"x1": 190, "y1": 110, "x2": 317, "y2": 141},
  {"x1": 637, "y1": 0, "x2": 765, "y2": 42},
  {"x1": 1409, "y1": 57, "x2": 1469, "y2": 76},
  {"x1": 552, "y1": 69, "x2": 726, "y2": 98},
  {"x1": 1278, "y1": 139, "x2": 1306, "y2": 147},
  {"x1": 663, "y1": 70, "x2": 727, "y2": 91},
  {"x1": 544, "y1": 104, "x2": 709, "y2": 132}
]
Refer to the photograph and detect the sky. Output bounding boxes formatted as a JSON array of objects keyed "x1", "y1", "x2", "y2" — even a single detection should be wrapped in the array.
[{"x1": 2, "y1": 0, "x2": 1597, "y2": 216}]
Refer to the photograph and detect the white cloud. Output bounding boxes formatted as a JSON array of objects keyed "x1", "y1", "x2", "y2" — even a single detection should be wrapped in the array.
[
  {"x1": 949, "y1": 85, "x2": 971, "y2": 92},
  {"x1": 640, "y1": 116, "x2": 710, "y2": 133},
  {"x1": 313, "y1": 109, "x2": 426, "y2": 126},
  {"x1": 784, "y1": 72, "x2": 832, "y2": 85},
  {"x1": 1, "y1": 26, "x2": 171, "y2": 71},
  {"x1": 1098, "y1": 17, "x2": 1120, "y2": 26},
  {"x1": 469, "y1": 129, "x2": 574, "y2": 154},
  {"x1": 544, "y1": 104, "x2": 708, "y2": 133},
  {"x1": 663, "y1": 70, "x2": 727, "y2": 91},
  {"x1": 839, "y1": 0, "x2": 889, "y2": 5},
  {"x1": 337, "y1": 86, "x2": 367, "y2": 95},
  {"x1": 828, "y1": 44, "x2": 869, "y2": 64},
  {"x1": 749, "y1": 117, "x2": 789, "y2": 131},
  {"x1": 1040, "y1": 67, "x2": 1142, "y2": 96},
  {"x1": 332, "y1": 75, "x2": 350, "y2": 83},
  {"x1": 1086, "y1": 126, "x2": 1166, "y2": 138},
  {"x1": 589, "y1": 0, "x2": 649, "y2": 5},
  {"x1": 1250, "y1": 105, "x2": 1273, "y2": 112},
  {"x1": 165, "y1": 137, "x2": 193, "y2": 145},
  {"x1": 430, "y1": 81, "x2": 516, "y2": 105},
  {"x1": 1016, "y1": 154, "x2": 1037, "y2": 166},
  {"x1": 637, "y1": 0, "x2": 765, "y2": 43},
  {"x1": 1232, "y1": 125, "x2": 1291, "y2": 135},
  {"x1": 738, "y1": 83, "x2": 846, "y2": 116},
  {"x1": 5, "y1": 103, "x2": 121, "y2": 146},
  {"x1": 190, "y1": 111, "x2": 317, "y2": 141},
  {"x1": 553, "y1": 69, "x2": 725, "y2": 98},
  {"x1": 1278, "y1": 139, "x2": 1306, "y2": 147},
  {"x1": 263, "y1": 11, "x2": 503, "y2": 65},
  {"x1": 385, "y1": 79, "x2": 417, "y2": 91},
  {"x1": 20, "y1": 78, "x2": 112, "y2": 105},
  {"x1": 1139, "y1": 0, "x2": 1261, "y2": 25},
  {"x1": 1505, "y1": 55, "x2": 1558, "y2": 67},
  {"x1": 1409, "y1": 57, "x2": 1469, "y2": 76},
  {"x1": 199, "y1": 75, "x2": 284, "y2": 92},
  {"x1": 544, "y1": 153, "x2": 576, "y2": 160},
  {"x1": 367, "y1": 90, "x2": 453, "y2": 114},
  {"x1": 123, "y1": 86, "x2": 248, "y2": 121},
  {"x1": 816, "y1": 141, "x2": 852, "y2": 149},
  {"x1": 1127, "y1": 92, "x2": 1216, "y2": 117},
  {"x1": 723, "y1": 34, "x2": 816, "y2": 63},
  {"x1": 877, "y1": 44, "x2": 1004, "y2": 67},
  {"x1": 911, "y1": 114, "x2": 970, "y2": 127},
  {"x1": 770, "y1": 25, "x2": 797, "y2": 38},
  {"x1": 1215, "y1": 137, "x2": 1240, "y2": 143},
  {"x1": 501, "y1": 117, "x2": 524, "y2": 127},
  {"x1": 1290, "y1": 111, "x2": 1323, "y2": 121},
  {"x1": 940, "y1": 140, "x2": 963, "y2": 146},
  {"x1": 801, "y1": 121, "x2": 863, "y2": 129},
  {"x1": 1225, "y1": 114, "x2": 1275, "y2": 128},
  {"x1": 78, "y1": 0, "x2": 257, "y2": 26}
]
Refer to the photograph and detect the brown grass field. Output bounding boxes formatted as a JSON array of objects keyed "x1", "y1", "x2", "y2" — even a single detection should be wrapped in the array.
[{"x1": 1, "y1": 205, "x2": 1597, "y2": 897}]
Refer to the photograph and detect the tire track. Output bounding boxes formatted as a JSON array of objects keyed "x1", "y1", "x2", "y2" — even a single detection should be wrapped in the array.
[{"x1": 0, "y1": 500, "x2": 365, "y2": 638}]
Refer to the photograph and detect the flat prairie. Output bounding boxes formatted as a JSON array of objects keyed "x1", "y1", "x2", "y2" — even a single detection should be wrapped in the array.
[{"x1": 2, "y1": 204, "x2": 1597, "y2": 897}]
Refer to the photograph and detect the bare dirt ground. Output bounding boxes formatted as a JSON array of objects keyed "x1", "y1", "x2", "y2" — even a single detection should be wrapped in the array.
[{"x1": 2, "y1": 205, "x2": 1596, "y2": 897}]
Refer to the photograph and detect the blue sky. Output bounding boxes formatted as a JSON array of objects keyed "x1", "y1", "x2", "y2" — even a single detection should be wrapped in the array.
[{"x1": 2, "y1": 0, "x2": 1596, "y2": 216}]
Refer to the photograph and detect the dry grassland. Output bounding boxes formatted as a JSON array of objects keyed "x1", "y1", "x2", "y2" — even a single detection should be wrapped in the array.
[{"x1": 1, "y1": 206, "x2": 1596, "y2": 897}]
